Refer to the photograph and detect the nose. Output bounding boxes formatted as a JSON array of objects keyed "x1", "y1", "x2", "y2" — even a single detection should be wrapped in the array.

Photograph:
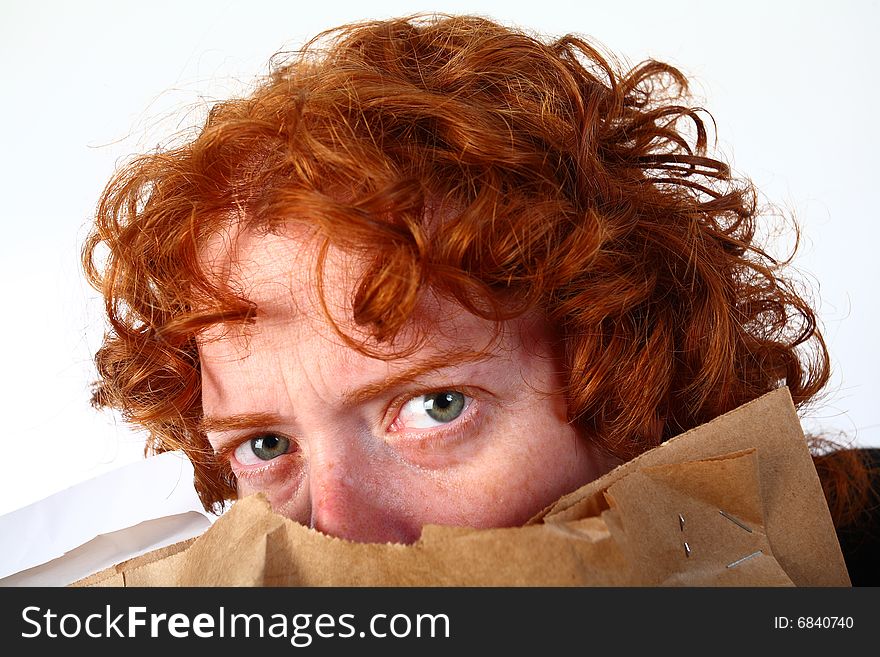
[{"x1": 306, "y1": 439, "x2": 423, "y2": 544}]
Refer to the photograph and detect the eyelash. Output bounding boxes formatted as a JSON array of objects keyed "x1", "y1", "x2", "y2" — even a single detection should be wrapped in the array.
[
  {"x1": 382, "y1": 387, "x2": 481, "y2": 447},
  {"x1": 224, "y1": 386, "x2": 484, "y2": 478},
  {"x1": 228, "y1": 433, "x2": 301, "y2": 482}
]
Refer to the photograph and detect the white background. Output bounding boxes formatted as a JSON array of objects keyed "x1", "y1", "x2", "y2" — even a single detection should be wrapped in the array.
[{"x1": 1, "y1": 0, "x2": 877, "y2": 517}]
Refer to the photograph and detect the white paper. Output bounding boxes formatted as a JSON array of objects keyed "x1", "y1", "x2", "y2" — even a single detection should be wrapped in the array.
[{"x1": 0, "y1": 451, "x2": 214, "y2": 586}]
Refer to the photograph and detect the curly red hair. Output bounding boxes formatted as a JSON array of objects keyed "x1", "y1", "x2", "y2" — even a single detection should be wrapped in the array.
[{"x1": 84, "y1": 14, "x2": 841, "y2": 515}]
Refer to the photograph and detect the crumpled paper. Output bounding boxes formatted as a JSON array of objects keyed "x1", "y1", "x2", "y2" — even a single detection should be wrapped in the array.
[{"x1": 74, "y1": 388, "x2": 849, "y2": 586}]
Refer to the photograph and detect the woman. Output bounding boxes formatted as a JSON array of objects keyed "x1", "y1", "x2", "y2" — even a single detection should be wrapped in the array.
[{"x1": 83, "y1": 14, "x2": 874, "y2": 576}]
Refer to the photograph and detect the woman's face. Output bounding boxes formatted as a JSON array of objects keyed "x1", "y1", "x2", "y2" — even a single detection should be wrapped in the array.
[{"x1": 198, "y1": 226, "x2": 612, "y2": 543}]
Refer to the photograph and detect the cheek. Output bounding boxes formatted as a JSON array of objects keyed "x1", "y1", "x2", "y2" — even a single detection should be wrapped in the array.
[
  {"x1": 418, "y1": 412, "x2": 594, "y2": 529},
  {"x1": 480, "y1": 435, "x2": 591, "y2": 525},
  {"x1": 235, "y1": 457, "x2": 308, "y2": 517}
]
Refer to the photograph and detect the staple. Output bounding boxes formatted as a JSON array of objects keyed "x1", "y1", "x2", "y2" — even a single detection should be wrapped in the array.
[
  {"x1": 678, "y1": 513, "x2": 685, "y2": 532},
  {"x1": 726, "y1": 550, "x2": 763, "y2": 569},
  {"x1": 719, "y1": 509, "x2": 752, "y2": 533},
  {"x1": 683, "y1": 541, "x2": 691, "y2": 558}
]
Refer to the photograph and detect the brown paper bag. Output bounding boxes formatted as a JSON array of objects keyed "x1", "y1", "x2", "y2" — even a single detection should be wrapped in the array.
[{"x1": 74, "y1": 387, "x2": 849, "y2": 586}]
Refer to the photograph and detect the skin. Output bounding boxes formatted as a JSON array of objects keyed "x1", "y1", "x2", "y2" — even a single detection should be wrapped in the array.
[{"x1": 198, "y1": 224, "x2": 614, "y2": 544}]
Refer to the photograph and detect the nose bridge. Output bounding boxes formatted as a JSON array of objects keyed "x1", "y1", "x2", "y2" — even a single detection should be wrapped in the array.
[
  {"x1": 306, "y1": 431, "x2": 419, "y2": 544},
  {"x1": 307, "y1": 434, "x2": 366, "y2": 523}
]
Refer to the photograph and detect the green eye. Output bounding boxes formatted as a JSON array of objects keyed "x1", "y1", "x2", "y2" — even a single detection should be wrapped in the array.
[
  {"x1": 250, "y1": 434, "x2": 290, "y2": 460},
  {"x1": 423, "y1": 391, "x2": 467, "y2": 423},
  {"x1": 395, "y1": 390, "x2": 471, "y2": 430}
]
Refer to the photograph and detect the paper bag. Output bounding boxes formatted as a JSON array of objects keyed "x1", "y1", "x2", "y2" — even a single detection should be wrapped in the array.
[{"x1": 74, "y1": 388, "x2": 849, "y2": 586}]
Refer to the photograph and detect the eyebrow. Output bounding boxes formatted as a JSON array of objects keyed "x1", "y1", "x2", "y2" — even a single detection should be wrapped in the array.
[
  {"x1": 341, "y1": 349, "x2": 493, "y2": 405},
  {"x1": 200, "y1": 349, "x2": 494, "y2": 447},
  {"x1": 198, "y1": 412, "x2": 287, "y2": 464},
  {"x1": 198, "y1": 411, "x2": 285, "y2": 434}
]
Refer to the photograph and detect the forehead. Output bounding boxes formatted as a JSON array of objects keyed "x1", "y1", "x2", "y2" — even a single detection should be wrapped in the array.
[
  {"x1": 200, "y1": 222, "x2": 330, "y2": 316},
  {"x1": 196, "y1": 221, "x2": 515, "y2": 354}
]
